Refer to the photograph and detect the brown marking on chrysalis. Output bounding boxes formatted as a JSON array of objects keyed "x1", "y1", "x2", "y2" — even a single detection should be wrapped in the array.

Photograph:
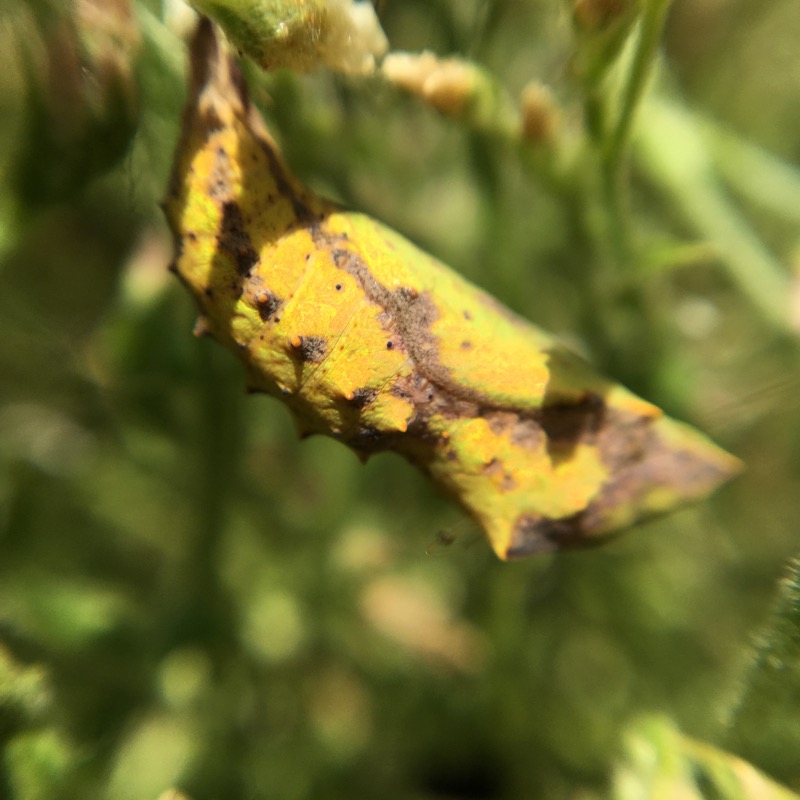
[
  {"x1": 347, "y1": 387, "x2": 377, "y2": 409},
  {"x1": 319, "y1": 232, "x2": 522, "y2": 411},
  {"x1": 506, "y1": 513, "x2": 589, "y2": 558},
  {"x1": 397, "y1": 286, "x2": 419, "y2": 303},
  {"x1": 594, "y1": 407, "x2": 651, "y2": 470},
  {"x1": 290, "y1": 335, "x2": 328, "y2": 364},
  {"x1": 347, "y1": 425, "x2": 388, "y2": 452},
  {"x1": 481, "y1": 458, "x2": 516, "y2": 492},
  {"x1": 219, "y1": 201, "x2": 259, "y2": 274},
  {"x1": 510, "y1": 416, "x2": 543, "y2": 450},
  {"x1": 330, "y1": 247, "x2": 352, "y2": 268},
  {"x1": 391, "y1": 373, "x2": 436, "y2": 410},
  {"x1": 481, "y1": 410, "x2": 518, "y2": 437},
  {"x1": 254, "y1": 288, "x2": 282, "y2": 321},
  {"x1": 479, "y1": 409, "x2": 544, "y2": 451},
  {"x1": 504, "y1": 406, "x2": 739, "y2": 558},
  {"x1": 209, "y1": 145, "x2": 235, "y2": 202},
  {"x1": 201, "y1": 105, "x2": 224, "y2": 134},
  {"x1": 586, "y1": 416, "x2": 733, "y2": 530}
]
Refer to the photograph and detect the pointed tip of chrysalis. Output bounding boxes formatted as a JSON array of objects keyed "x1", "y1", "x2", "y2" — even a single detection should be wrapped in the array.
[
  {"x1": 484, "y1": 413, "x2": 742, "y2": 561},
  {"x1": 186, "y1": 16, "x2": 251, "y2": 128},
  {"x1": 187, "y1": 17, "x2": 219, "y2": 101}
]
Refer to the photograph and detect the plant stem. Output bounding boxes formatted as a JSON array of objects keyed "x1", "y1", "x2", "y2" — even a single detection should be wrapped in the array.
[
  {"x1": 604, "y1": 0, "x2": 673, "y2": 175},
  {"x1": 592, "y1": 0, "x2": 674, "y2": 289}
]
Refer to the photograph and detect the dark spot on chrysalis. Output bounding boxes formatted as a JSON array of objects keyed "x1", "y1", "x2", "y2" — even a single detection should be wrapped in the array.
[
  {"x1": 254, "y1": 289, "x2": 282, "y2": 321},
  {"x1": 350, "y1": 425, "x2": 384, "y2": 451},
  {"x1": 505, "y1": 512, "x2": 589, "y2": 558},
  {"x1": 290, "y1": 335, "x2": 328, "y2": 364},
  {"x1": 397, "y1": 286, "x2": 419, "y2": 304},
  {"x1": 538, "y1": 393, "x2": 605, "y2": 464},
  {"x1": 386, "y1": 341, "x2": 394, "y2": 350},
  {"x1": 463, "y1": 310, "x2": 473, "y2": 320},
  {"x1": 208, "y1": 145, "x2": 233, "y2": 199},
  {"x1": 203, "y1": 107, "x2": 224, "y2": 134},
  {"x1": 335, "y1": 283, "x2": 343, "y2": 291},
  {"x1": 331, "y1": 247, "x2": 355, "y2": 270},
  {"x1": 460, "y1": 340, "x2": 472, "y2": 350},
  {"x1": 348, "y1": 387, "x2": 377, "y2": 409},
  {"x1": 218, "y1": 202, "x2": 259, "y2": 274}
]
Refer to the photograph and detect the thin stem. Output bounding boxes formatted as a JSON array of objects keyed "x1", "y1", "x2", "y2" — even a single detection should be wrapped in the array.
[{"x1": 604, "y1": 0, "x2": 673, "y2": 174}]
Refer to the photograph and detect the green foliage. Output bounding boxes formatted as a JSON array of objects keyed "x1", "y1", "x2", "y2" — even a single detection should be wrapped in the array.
[
  {"x1": 724, "y1": 559, "x2": 800, "y2": 782},
  {"x1": 612, "y1": 716, "x2": 798, "y2": 800},
  {"x1": 1, "y1": 1, "x2": 800, "y2": 798}
]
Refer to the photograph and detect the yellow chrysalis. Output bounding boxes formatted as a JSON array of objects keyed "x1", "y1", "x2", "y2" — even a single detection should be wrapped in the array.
[{"x1": 164, "y1": 21, "x2": 740, "y2": 559}]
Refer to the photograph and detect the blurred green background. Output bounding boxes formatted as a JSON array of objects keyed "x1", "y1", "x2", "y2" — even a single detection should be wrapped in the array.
[{"x1": 1, "y1": 1, "x2": 800, "y2": 798}]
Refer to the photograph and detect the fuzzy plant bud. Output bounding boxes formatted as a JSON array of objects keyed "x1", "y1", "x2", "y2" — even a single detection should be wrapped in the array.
[
  {"x1": 188, "y1": 0, "x2": 388, "y2": 73},
  {"x1": 520, "y1": 82, "x2": 561, "y2": 144},
  {"x1": 382, "y1": 51, "x2": 516, "y2": 133}
]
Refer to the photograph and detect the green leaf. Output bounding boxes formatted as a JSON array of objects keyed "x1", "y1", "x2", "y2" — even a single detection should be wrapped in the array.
[{"x1": 613, "y1": 716, "x2": 799, "y2": 800}]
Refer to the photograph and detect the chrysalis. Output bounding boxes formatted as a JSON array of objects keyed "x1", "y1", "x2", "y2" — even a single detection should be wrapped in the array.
[{"x1": 164, "y1": 21, "x2": 740, "y2": 560}]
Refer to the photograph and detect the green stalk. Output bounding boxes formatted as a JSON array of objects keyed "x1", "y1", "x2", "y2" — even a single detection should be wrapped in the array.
[
  {"x1": 592, "y1": 0, "x2": 673, "y2": 289},
  {"x1": 604, "y1": 0, "x2": 673, "y2": 174}
]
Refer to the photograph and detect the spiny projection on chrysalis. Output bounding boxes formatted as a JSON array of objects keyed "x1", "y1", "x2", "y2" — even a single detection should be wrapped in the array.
[{"x1": 164, "y1": 20, "x2": 740, "y2": 560}]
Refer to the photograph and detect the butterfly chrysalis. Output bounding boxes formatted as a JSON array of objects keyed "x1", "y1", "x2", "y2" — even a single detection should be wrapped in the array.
[{"x1": 164, "y1": 21, "x2": 740, "y2": 560}]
